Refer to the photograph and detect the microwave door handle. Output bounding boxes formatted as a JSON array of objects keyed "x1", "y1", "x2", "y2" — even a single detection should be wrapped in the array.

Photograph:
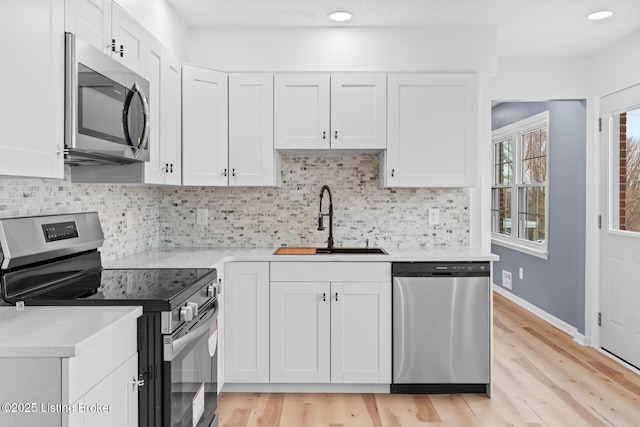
[
  {"x1": 122, "y1": 82, "x2": 150, "y2": 157},
  {"x1": 164, "y1": 308, "x2": 217, "y2": 362}
]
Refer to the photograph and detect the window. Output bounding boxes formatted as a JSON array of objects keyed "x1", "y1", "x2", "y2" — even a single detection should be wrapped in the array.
[
  {"x1": 492, "y1": 111, "x2": 549, "y2": 257},
  {"x1": 612, "y1": 108, "x2": 640, "y2": 232}
]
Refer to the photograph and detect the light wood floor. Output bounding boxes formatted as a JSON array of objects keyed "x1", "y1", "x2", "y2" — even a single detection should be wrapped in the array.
[{"x1": 219, "y1": 293, "x2": 640, "y2": 426}]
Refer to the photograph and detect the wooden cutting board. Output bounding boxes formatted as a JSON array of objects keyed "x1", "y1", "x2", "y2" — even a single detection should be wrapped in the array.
[{"x1": 273, "y1": 247, "x2": 317, "y2": 255}]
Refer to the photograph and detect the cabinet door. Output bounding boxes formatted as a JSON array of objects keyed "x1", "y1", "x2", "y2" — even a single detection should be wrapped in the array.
[
  {"x1": 331, "y1": 282, "x2": 391, "y2": 384},
  {"x1": 331, "y1": 74, "x2": 387, "y2": 150},
  {"x1": 64, "y1": 0, "x2": 111, "y2": 54},
  {"x1": 161, "y1": 49, "x2": 182, "y2": 186},
  {"x1": 229, "y1": 73, "x2": 276, "y2": 186},
  {"x1": 385, "y1": 73, "x2": 478, "y2": 187},
  {"x1": 0, "y1": 0, "x2": 64, "y2": 179},
  {"x1": 182, "y1": 65, "x2": 228, "y2": 186},
  {"x1": 270, "y1": 281, "x2": 330, "y2": 383},
  {"x1": 111, "y1": 2, "x2": 148, "y2": 74},
  {"x1": 143, "y1": 37, "x2": 165, "y2": 184},
  {"x1": 274, "y1": 74, "x2": 330, "y2": 150},
  {"x1": 68, "y1": 353, "x2": 138, "y2": 427},
  {"x1": 224, "y1": 262, "x2": 270, "y2": 383}
]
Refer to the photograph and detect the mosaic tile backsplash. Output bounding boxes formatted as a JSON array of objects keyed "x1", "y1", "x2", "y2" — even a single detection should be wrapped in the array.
[
  {"x1": 0, "y1": 154, "x2": 469, "y2": 261},
  {"x1": 0, "y1": 166, "x2": 160, "y2": 263},
  {"x1": 159, "y1": 153, "x2": 470, "y2": 249}
]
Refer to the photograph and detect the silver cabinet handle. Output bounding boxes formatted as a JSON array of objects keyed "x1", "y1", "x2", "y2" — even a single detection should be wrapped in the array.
[{"x1": 131, "y1": 375, "x2": 144, "y2": 389}]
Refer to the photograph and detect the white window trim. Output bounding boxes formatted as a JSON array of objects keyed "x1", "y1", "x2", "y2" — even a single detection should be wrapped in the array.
[{"x1": 491, "y1": 110, "x2": 549, "y2": 259}]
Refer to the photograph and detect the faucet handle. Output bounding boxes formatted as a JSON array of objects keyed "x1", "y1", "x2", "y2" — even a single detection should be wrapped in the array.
[{"x1": 318, "y1": 214, "x2": 325, "y2": 231}]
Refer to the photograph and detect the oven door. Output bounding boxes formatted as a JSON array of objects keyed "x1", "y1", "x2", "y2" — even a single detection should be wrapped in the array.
[{"x1": 163, "y1": 302, "x2": 218, "y2": 427}]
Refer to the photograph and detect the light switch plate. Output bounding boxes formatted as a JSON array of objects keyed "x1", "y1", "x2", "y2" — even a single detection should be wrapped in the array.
[
  {"x1": 429, "y1": 208, "x2": 440, "y2": 225},
  {"x1": 196, "y1": 208, "x2": 208, "y2": 226}
]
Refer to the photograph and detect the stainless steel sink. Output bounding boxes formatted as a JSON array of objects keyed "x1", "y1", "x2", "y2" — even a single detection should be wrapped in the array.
[{"x1": 273, "y1": 247, "x2": 388, "y2": 255}]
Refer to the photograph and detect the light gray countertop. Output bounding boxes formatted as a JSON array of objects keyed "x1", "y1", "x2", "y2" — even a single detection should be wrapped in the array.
[
  {"x1": 104, "y1": 246, "x2": 498, "y2": 269},
  {"x1": 0, "y1": 306, "x2": 142, "y2": 358}
]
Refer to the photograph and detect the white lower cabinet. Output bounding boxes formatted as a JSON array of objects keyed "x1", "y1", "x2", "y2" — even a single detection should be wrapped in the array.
[
  {"x1": 223, "y1": 262, "x2": 270, "y2": 383},
  {"x1": 269, "y1": 262, "x2": 391, "y2": 384}
]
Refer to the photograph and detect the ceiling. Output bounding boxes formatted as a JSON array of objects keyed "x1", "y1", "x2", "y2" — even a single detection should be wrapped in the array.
[{"x1": 166, "y1": 0, "x2": 640, "y2": 57}]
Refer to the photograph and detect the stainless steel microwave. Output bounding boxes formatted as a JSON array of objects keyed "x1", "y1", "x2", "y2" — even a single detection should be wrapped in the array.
[{"x1": 64, "y1": 32, "x2": 150, "y2": 165}]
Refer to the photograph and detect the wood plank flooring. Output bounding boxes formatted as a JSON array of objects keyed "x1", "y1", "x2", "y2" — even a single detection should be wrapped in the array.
[{"x1": 219, "y1": 293, "x2": 640, "y2": 426}]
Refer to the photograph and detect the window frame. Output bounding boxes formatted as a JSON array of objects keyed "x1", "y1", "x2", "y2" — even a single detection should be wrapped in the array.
[{"x1": 491, "y1": 111, "x2": 549, "y2": 259}]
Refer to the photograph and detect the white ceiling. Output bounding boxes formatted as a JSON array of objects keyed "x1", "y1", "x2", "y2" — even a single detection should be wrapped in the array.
[{"x1": 166, "y1": 0, "x2": 640, "y2": 57}]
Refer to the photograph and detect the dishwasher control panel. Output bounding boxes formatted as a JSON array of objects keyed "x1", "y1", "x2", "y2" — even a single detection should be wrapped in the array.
[{"x1": 392, "y1": 262, "x2": 490, "y2": 277}]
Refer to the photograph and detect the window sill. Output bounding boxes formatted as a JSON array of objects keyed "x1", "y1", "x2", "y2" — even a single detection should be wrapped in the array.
[{"x1": 491, "y1": 237, "x2": 548, "y2": 260}]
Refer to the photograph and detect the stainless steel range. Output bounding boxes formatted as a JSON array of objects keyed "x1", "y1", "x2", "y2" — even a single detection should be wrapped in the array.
[{"x1": 0, "y1": 212, "x2": 218, "y2": 427}]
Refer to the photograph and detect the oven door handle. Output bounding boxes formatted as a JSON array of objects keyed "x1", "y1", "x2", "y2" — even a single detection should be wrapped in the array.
[{"x1": 164, "y1": 307, "x2": 217, "y2": 362}]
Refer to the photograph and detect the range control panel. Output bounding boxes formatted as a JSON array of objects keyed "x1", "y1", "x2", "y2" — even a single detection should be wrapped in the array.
[{"x1": 42, "y1": 221, "x2": 79, "y2": 242}]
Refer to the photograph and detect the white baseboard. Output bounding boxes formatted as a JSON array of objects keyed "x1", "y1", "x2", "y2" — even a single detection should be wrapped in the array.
[{"x1": 492, "y1": 284, "x2": 590, "y2": 347}]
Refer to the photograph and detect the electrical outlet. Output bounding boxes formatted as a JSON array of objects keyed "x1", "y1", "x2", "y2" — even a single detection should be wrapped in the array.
[
  {"x1": 502, "y1": 270, "x2": 512, "y2": 289},
  {"x1": 126, "y1": 211, "x2": 134, "y2": 231},
  {"x1": 196, "y1": 208, "x2": 208, "y2": 226},
  {"x1": 428, "y1": 208, "x2": 440, "y2": 225},
  {"x1": 519, "y1": 267, "x2": 524, "y2": 280}
]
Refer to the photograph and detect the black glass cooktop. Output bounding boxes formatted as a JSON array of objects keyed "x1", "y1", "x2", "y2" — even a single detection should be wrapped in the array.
[{"x1": 25, "y1": 268, "x2": 216, "y2": 311}]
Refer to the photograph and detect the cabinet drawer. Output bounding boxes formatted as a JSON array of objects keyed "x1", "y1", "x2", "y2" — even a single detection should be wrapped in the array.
[{"x1": 270, "y1": 262, "x2": 391, "y2": 282}]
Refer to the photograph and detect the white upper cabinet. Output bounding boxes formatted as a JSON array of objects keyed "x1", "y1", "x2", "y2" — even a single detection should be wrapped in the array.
[
  {"x1": 384, "y1": 73, "x2": 478, "y2": 187},
  {"x1": 229, "y1": 73, "x2": 279, "y2": 186},
  {"x1": 143, "y1": 37, "x2": 181, "y2": 185},
  {"x1": 64, "y1": 0, "x2": 111, "y2": 54},
  {"x1": 330, "y1": 74, "x2": 387, "y2": 150},
  {"x1": 0, "y1": 0, "x2": 65, "y2": 179},
  {"x1": 182, "y1": 65, "x2": 229, "y2": 186},
  {"x1": 274, "y1": 74, "x2": 330, "y2": 150},
  {"x1": 274, "y1": 73, "x2": 386, "y2": 151},
  {"x1": 65, "y1": 0, "x2": 149, "y2": 74}
]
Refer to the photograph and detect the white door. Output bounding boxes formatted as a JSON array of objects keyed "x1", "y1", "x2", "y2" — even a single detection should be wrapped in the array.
[
  {"x1": 161, "y1": 49, "x2": 182, "y2": 185},
  {"x1": 182, "y1": 65, "x2": 228, "y2": 186},
  {"x1": 111, "y1": 3, "x2": 148, "y2": 74},
  {"x1": 0, "y1": 0, "x2": 64, "y2": 179},
  {"x1": 224, "y1": 262, "x2": 270, "y2": 383},
  {"x1": 270, "y1": 281, "x2": 330, "y2": 383},
  {"x1": 229, "y1": 73, "x2": 275, "y2": 186},
  {"x1": 330, "y1": 282, "x2": 391, "y2": 384},
  {"x1": 330, "y1": 74, "x2": 387, "y2": 150},
  {"x1": 386, "y1": 73, "x2": 477, "y2": 187},
  {"x1": 600, "y1": 84, "x2": 640, "y2": 369},
  {"x1": 274, "y1": 74, "x2": 330, "y2": 149},
  {"x1": 65, "y1": 0, "x2": 111, "y2": 54}
]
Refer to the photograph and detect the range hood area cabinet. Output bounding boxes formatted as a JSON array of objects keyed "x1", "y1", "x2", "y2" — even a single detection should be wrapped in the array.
[
  {"x1": 381, "y1": 73, "x2": 479, "y2": 187},
  {"x1": 274, "y1": 74, "x2": 387, "y2": 151},
  {"x1": 0, "y1": 0, "x2": 65, "y2": 180},
  {"x1": 182, "y1": 67, "x2": 280, "y2": 187},
  {"x1": 65, "y1": 0, "x2": 148, "y2": 75}
]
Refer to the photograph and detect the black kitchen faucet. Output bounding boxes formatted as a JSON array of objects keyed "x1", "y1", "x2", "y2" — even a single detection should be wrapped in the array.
[{"x1": 318, "y1": 185, "x2": 334, "y2": 249}]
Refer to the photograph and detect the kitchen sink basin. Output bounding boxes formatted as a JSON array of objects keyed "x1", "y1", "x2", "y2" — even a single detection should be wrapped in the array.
[{"x1": 273, "y1": 247, "x2": 388, "y2": 255}]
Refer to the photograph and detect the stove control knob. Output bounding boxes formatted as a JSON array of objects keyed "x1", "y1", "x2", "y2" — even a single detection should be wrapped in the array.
[
  {"x1": 180, "y1": 306, "x2": 194, "y2": 322},
  {"x1": 186, "y1": 302, "x2": 199, "y2": 317},
  {"x1": 207, "y1": 284, "x2": 218, "y2": 298}
]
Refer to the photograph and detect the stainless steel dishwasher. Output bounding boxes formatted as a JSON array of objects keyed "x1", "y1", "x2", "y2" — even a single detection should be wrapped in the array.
[{"x1": 391, "y1": 262, "x2": 491, "y2": 394}]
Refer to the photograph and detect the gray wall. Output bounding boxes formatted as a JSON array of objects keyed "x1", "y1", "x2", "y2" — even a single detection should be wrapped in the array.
[{"x1": 491, "y1": 101, "x2": 587, "y2": 333}]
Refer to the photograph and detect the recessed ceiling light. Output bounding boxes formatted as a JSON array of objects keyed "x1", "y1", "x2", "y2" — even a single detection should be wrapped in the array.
[
  {"x1": 587, "y1": 10, "x2": 614, "y2": 20},
  {"x1": 328, "y1": 11, "x2": 353, "y2": 22}
]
